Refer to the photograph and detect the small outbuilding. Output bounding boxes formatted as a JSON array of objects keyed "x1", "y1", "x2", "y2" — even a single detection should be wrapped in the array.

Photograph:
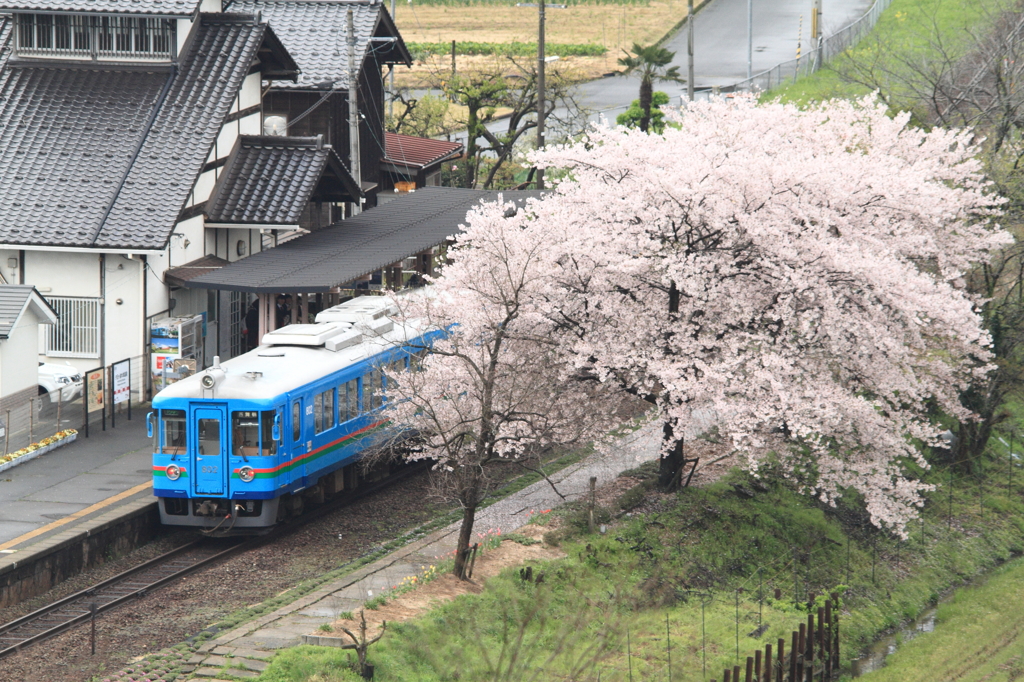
[{"x1": 0, "y1": 286, "x2": 58, "y2": 410}]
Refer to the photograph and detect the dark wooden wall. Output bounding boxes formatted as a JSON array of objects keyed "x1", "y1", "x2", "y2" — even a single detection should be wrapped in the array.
[{"x1": 264, "y1": 54, "x2": 388, "y2": 208}]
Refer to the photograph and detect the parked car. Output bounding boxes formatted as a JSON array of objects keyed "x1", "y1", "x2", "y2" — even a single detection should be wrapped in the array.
[{"x1": 38, "y1": 362, "x2": 83, "y2": 404}]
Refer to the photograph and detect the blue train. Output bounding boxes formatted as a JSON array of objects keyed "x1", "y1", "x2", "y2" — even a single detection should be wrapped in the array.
[{"x1": 148, "y1": 297, "x2": 436, "y2": 533}]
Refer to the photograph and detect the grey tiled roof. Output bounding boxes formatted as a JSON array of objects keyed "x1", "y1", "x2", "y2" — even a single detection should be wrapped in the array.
[
  {"x1": 99, "y1": 14, "x2": 273, "y2": 248},
  {"x1": 0, "y1": 284, "x2": 56, "y2": 339},
  {"x1": 185, "y1": 187, "x2": 544, "y2": 293},
  {"x1": 0, "y1": 0, "x2": 199, "y2": 16},
  {"x1": 226, "y1": 0, "x2": 409, "y2": 89},
  {"x1": 0, "y1": 13, "x2": 273, "y2": 249},
  {"x1": 206, "y1": 135, "x2": 360, "y2": 224}
]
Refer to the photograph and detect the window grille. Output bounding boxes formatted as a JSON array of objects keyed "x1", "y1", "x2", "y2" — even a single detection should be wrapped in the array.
[
  {"x1": 16, "y1": 13, "x2": 173, "y2": 61},
  {"x1": 229, "y1": 291, "x2": 244, "y2": 358},
  {"x1": 42, "y1": 296, "x2": 100, "y2": 358}
]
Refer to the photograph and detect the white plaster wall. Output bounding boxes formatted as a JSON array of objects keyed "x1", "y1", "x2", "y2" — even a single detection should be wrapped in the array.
[
  {"x1": 0, "y1": 249, "x2": 20, "y2": 284},
  {"x1": 24, "y1": 251, "x2": 100, "y2": 298},
  {"x1": 147, "y1": 249, "x2": 172, "y2": 318},
  {"x1": 192, "y1": 169, "x2": 218, "y2": 206},
  {"x1": 103, "y1": 256, "x2": 144, "y2": 365},
  {"x1": 11, "y1": 251, "x2": 147, "y2": 373},
  {"x1": 170, "y1": 215, "x2": 207, "y2": 266},
  {"x1": 239, "y1": 73, "x2": 261, "y2": 110},
  {"x1": 227, "y1": 228, "x2": 260, "y2": 262},
  {"x1": 2, "y1": 314, "x2": 41, "y2": 398},
  {"x1": 176, "y1": 17, "x2": 195, "y2": 59},
  {"x1": 214, "y1": 122, "x2": 239, "y2": 163},
  {"x1": 239, "y1": 111, "x2": 261, "y2": 136}
]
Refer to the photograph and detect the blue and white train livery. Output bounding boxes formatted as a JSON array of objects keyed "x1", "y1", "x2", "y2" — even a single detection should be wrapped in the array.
[{"x1": 149, "y1": 296, "x2": 435, "y2": 533}]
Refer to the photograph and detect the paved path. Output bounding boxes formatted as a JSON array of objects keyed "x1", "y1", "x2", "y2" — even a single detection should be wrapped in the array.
[
  {"x1": 0, "y1": 417, "x2": 152, "y2": 546},
  {"x1": 576, "y1": 0, "x2": 874, "y2": 123},
  {"x1": 182, "y1": 422, "x2": 670, "y2": 679}
]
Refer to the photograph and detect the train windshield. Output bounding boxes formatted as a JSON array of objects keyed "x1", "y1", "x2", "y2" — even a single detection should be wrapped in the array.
[
  {"x1": 230, "y1": 411, "x2": 278, "y2": 457},
  {"x1": 232, "y1": 411, "x2": 260, "y2": 458},
  {"x1": 161, "y1": 409, "x2": 187, "y2": 454}
]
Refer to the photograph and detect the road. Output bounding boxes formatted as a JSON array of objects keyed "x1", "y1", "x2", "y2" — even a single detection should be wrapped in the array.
[{"x1": 572, "y1": 0, "x2": 875, "y2": 123}]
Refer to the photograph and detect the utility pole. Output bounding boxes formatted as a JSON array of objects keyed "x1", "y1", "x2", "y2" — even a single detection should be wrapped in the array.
[
  {"x1": 747, "y1": 0, "x2": 753, "y2": 80},
  {"x1": 536, "y1": 0, "x2": 546, "y2": 190},
  {"x1": 687, "y1": 0, "x2": 694, "y2": 101},
  {"x1": 389, "y1": 0, "x2": 396, "y2": 122},
  {"x1": 347, "y1": 8, "x2": 361, "y2": 215}
]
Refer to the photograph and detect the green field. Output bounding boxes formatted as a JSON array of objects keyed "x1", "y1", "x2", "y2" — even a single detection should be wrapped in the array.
[
  {"x1": 249, "y1": 439, "x2": 1024, "y2": 682},
  {"x1": 769, "y1": 0, "x2": 997, "y2": 108},
  {"x1": 859, "y1": 557, "x2": 1024, "y2": 681}
]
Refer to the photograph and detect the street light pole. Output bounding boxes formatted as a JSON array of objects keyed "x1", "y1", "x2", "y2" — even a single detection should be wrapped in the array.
[
  {"x1": 687, "y1": 0, "x2": 694, "y2": 101},
  {"x1": 389, "y1": 0, "x2": 396, "y2": 121},
  {"x1": 747, "y1": 0, "x2": 752, "y2": 80},
  {"x1": 537, "y1": 0, "x2": 545, "y2": 190}
]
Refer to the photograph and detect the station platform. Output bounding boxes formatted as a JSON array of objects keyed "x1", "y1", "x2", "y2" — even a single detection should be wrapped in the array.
[{"x1": 0, "y1": 416, "x2": 156, "y2": 572}]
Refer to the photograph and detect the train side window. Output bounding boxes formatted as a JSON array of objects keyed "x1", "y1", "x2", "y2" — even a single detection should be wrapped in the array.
[
  {"x1": 314, "y1": 389, "x2": 334, "y2": 434},
  {"x1": 160, "y1": 409, "x2": 186, "y2": 454},
  {"x1": 231, "y1": 411, "x2": 259, "y2": 458},
  {"x1": 324, "y1": 389, "x2": 335, "y2": 430},
  {"x1": 292, "y1": 401, "x2": 301, "y2": 441},
  {"x1": 340, "y1": 380, "x2": 357, "y2": 422},
  {"x1": 260, "y1": 411, "x2": 278, "y2": 455},
  {"x1": 314, "y1": 392, "x2": 324, "y2": 433},
  {"x1": 367, "y1": 371, "x2": 383, "y2": 410}
]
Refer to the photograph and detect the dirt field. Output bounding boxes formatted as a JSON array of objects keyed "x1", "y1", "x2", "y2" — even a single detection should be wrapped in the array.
[{"x1": 392, "y1": 0, "x2": 704, "y2": 85}]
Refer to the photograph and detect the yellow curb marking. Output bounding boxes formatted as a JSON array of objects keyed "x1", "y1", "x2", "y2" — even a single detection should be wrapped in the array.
[{"x1": 0, "y1": 480, "x2": 153, "y2": 551}]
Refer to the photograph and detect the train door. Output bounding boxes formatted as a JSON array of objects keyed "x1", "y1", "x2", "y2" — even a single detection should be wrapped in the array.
[
  {"x1": 291, "y1": 397, "x2": 309, "y2": 484},
  {"x1": 191, "y1": 403, "x2": 228, "y2": 496}
]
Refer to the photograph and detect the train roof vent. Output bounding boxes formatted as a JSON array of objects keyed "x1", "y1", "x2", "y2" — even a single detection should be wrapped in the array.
[
  {"x1": 261, "y1": 322, "x2": 353, "y2": 347},
  {"x1": 360, "y1": 316, "x2": 394, "y2": 336},
  {"x1": 325, "y1": 328, "x2": 363, "y2": 352},
  {"x1": 315, "y1": 296, "x2": 399, "y2": 324}
]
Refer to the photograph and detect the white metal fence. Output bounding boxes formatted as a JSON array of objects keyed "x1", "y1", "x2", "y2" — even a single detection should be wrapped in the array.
[
  {"x1": 41, "y1": 296, "x2": 101, "y2": 358},
  {"x1": 729, "y1": 0, "x2": 894, "y2": 94},
  {"x1": 0, "y1": 354, "x2": 150, "y2": 456}
]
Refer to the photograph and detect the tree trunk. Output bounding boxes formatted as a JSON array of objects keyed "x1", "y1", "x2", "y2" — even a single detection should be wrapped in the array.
[
  {"x1": 453, "y1": 503, "x2": 478, "y2": 580},
  {"x1": 658, "y1": 421, "x2": 685, "y2": 491},
  {"x1": 639, "y1": 75, "x2": 653, "y2": 133}
]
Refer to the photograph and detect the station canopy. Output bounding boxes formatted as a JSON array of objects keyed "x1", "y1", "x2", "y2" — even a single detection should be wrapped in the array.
[{"x1": 183, "y1": 187, "x2": 544, "y2": 294}]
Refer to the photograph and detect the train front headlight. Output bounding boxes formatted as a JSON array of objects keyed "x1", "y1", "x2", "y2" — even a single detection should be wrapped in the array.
[
  {"x1": 165, "y1": 464, "x2": 181, "y2": 481},
  {"x1": 238, "y1": 466, "x2": 255, "y2": 483}
]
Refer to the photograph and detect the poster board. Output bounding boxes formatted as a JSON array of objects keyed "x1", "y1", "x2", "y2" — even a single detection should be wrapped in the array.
[
  {"x1": 112, "y1": 359, "x2": 130, "y2": 405},
  {"x1": 151, "y1": 315, "x2": 204, "y2": 392},
  {"x1": 86, "y1": 369, "x2": 104, "y2": 413}
]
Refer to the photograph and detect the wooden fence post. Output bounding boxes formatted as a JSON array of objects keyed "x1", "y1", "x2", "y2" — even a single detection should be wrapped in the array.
[
  {"x1": 832, "y1": 592, "x2": 841, "y2": 671},
  {"x1": 790, "y1": 629, "x2": 799, "y2": 681},
  {"x1": 824, "y1": 598, "x2": 832, "y2": 677},
  {"x1": 806, "y1": 613, "x2": 815, "y2": 681}
]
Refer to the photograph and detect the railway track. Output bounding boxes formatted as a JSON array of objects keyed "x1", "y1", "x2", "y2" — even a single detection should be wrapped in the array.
[
  {"x1": 0, "y1": 460, "x2": 430, "y2": 660},
  {"x1": 0, "y1": 539, "x2": 247, "y2": 658}
]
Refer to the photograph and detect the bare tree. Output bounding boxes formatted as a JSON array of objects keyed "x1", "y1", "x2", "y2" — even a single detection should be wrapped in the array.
[{"x1": 390, "y1": 55, "x2": 588, "y2": 189}]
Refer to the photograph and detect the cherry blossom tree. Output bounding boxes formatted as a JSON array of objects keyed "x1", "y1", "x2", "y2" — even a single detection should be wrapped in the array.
[
  {"x1": 384, "y1": 201, "x2": 620, "y2": 579},
  {"x1": 519, "y1": 95, "x2": 1012, "y2": 535}
]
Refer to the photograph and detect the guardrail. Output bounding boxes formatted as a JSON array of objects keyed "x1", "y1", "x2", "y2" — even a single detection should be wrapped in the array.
[{"x1": 727, "y1": 0, "x2": 894, "y2": 95}]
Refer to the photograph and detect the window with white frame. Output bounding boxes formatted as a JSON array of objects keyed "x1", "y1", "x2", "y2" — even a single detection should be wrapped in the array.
[{"x1": 41, "y1": 296, "x2": 100, "y2": 358}]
